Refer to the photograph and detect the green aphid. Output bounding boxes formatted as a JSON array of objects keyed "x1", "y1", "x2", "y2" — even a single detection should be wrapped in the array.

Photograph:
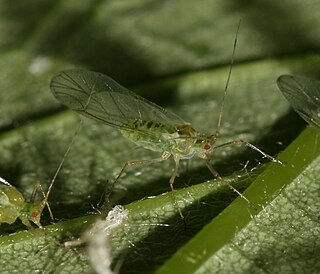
[
  {"x1": 50, "y1": 67, "x2": 282, "y2": 217},
  {"x1": 0, "y1": 177, "x2": 48, "y2": 229}
]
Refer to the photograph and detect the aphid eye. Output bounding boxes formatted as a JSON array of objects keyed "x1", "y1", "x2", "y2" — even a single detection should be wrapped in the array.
[
  {"x1": 203, "y1": 144, "x2": 211, "y2": 150},
  {"x1": 31, "y1": 211, "x2": 39, "y2": 218}
]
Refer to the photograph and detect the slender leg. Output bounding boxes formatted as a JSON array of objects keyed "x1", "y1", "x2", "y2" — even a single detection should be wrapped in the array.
[
  {"x1": 205, "y1": 160, "x2": 255, "y2": 207},
  {"x1": 112, "y1": 152, "x2": 187, "y2": 225},
  {"x1": 106, "y1": 151, "x2": 171, "y2": 205},
  {"x1": 213, "y1": 139, "x2": 283, "y2": 164},
  {"x1": 169, "y1": 157, "x2": 180, "y2": 187},
  {"x1": 168, "y1": 157, "x2": 185, "y2": 220},
  {"x1": 30, "y1": 181, "x2": 54, "y2": 222},
  {"x1": 113, "y1": 151, "x2": 171, "y2": 185}
]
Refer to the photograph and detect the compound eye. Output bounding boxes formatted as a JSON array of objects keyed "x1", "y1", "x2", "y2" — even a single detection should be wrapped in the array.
[{"x1": 203, "y1": 144, "x2": 211, "y2": 150}]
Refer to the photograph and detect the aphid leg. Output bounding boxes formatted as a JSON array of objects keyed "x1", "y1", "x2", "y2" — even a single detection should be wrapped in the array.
[
  {"x1": 30, "y1": 180, "x2": 41, "y2": 201},
  {"x1": 168, "y1": 156, "x2": 186, "y2": 222},
  {"x1": 113, "y1": 152, "x2": 171, "y2": 186},
  {"x1": 98, "y1": 147, "x2": 170, "y2": 209},
  {"x1": 20, "y1": 218, "x2": 34, "y2": 230},
  {"x1": 41, "y1": 120, "x2": 83, "y2": 225},
  {"x1": 38, "y1": 181, "x2": 55, "y2": 222},
  {"x1": 204, "y1": 160, "x2": 221, "y2": 179},
  {"x1": 111, "y1": 153, "x2": 187, "y2": 224},
  {"x1": 213, "y1": 139, "x2": 284, "y2": 165},
  {"x1": 29, "y1": 181, "x2": 54, "y2": 222},
  {"x1": 205, "y1": 160, "x2": 255, "y2": 207}
]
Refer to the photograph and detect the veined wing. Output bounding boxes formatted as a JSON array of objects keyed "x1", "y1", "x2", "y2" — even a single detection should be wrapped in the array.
[
  {"x1": 50, "y1": 69, "x2": 186, "y2": 133},
  {"x1": 277, "y1": 74, "x2": 320, "y2": 129}
]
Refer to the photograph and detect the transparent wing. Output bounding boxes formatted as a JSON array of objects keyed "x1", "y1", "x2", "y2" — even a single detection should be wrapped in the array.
[
  {"x1": 50, "y1": 69, "x2": 186, "y2": 133},
  {"x1": 277, "y1": 74, "x2": 320, "y2": 129}
]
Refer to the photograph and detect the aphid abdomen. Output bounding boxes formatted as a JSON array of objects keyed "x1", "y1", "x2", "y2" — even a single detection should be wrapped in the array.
[
  {"x1": 0, "y1": 185, "x2": 25, "y2": 225},
  {"x1": 120, "y1": 119, "x2": 176, "y2": 152}
]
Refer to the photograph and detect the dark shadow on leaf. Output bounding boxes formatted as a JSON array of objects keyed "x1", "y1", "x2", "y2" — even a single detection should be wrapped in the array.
[{"x1": 114, "y1": 176, "x2": 253, "y2": 274}]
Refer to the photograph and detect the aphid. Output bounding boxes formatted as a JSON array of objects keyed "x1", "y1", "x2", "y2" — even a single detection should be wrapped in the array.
[
  {"x1": 277, "y1": 74, "x2": 320, "y2": 129},
  {"x1": 0, "y1": 177, "x2": 48, "y2": 229},
  {"x1": 0, "y1": 126, "x2": 78, "y2": 229},
  {"x1": 50, "y1": 25, "x2": 281, "y2": 218}
]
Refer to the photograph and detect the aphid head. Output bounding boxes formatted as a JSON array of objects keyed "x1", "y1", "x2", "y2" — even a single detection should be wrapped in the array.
[
  {"x1": 194, "y1": 135, "x2": 217, "y2": 158},
  {"x1": 29, "y1": 201, "x2": 45, "y2": 228},
  {"x1": 20, "y1": 201, "x2": 45, "y2": 228},
  {"x1": 202, "y1": 134, "x2": 217, "y2": 152}
]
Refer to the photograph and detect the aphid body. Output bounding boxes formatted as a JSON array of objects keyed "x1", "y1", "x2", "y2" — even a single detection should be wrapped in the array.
[
  {"x1": 121, "y1": 119, "x2": 212, "y2": 160},
  {"x1": 0, "y1": 178, "x2": 44, "y2": 229},
  {"x1": 50, "y1": 69, "x2": 280, "y2": 200}
]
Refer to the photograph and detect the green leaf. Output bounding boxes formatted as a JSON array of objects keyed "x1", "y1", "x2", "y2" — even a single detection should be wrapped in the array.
[
  {"x1": 157, "y1": 126, "x2": 320, "y2": 274},
  {"x1": 1, "y1": 1, "x2": 320, "y2": 273}
]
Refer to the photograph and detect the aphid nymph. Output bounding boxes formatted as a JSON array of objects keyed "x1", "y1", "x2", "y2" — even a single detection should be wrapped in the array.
[
  {"x1": 0, "y1": 177, "x2": 49, "y2": 229},
  {"x1": 0, "y1": 127, "x2": 77, "y2": 229}
]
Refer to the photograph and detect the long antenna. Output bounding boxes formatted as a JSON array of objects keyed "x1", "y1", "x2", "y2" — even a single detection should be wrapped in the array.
[
  {"x1": 45, "y1": 72, "x2": 95, "y2": 221},
  {"x1": 43, "y1": 120, "x2": 83, "y2": 221},
  {"x1": 215, "y1": 19, "x2": 241, "y2": 137}
]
